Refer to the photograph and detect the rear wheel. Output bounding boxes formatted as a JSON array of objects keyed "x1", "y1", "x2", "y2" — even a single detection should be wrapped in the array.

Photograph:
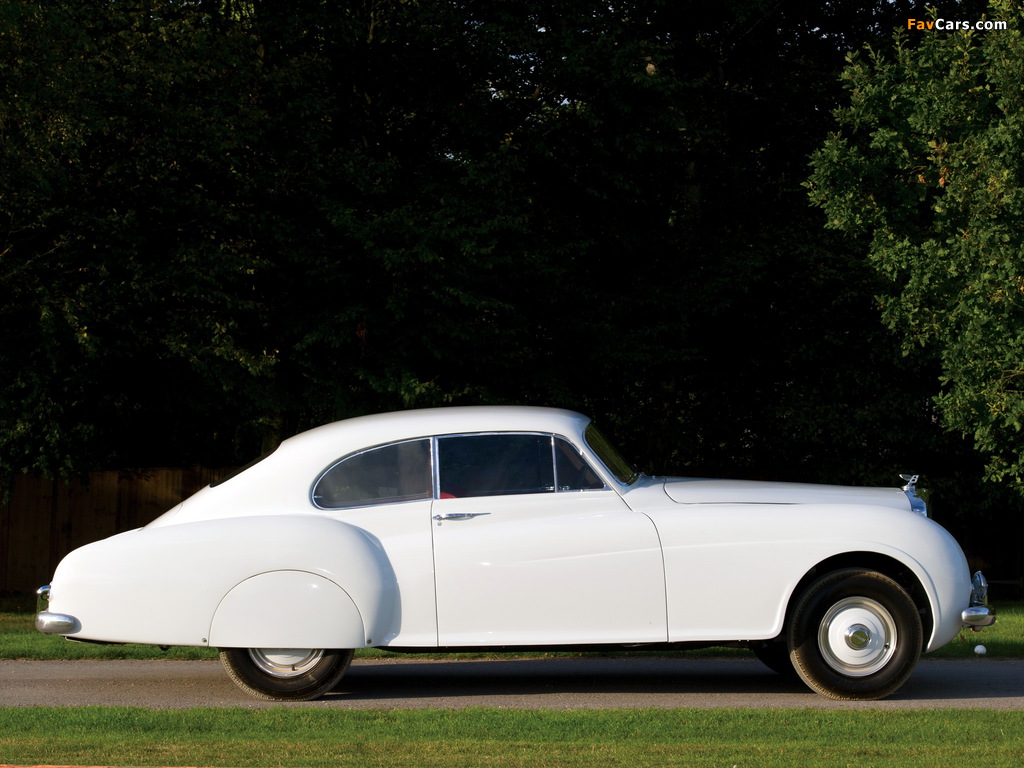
[
  {"x1": 219, "y1": 647, "x2": 354, "y2": 701},
  {"x1": 788, "y1": 569, "x2": 922, "y2": 700}
]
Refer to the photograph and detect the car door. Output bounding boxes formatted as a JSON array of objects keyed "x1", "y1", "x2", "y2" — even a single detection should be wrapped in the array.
[
  {"x1": 311, "y1": 438, "x2": 438, "y2": 646},
  {"x1": 430, "y1": 433, "x2": 667, "y2": 646}
]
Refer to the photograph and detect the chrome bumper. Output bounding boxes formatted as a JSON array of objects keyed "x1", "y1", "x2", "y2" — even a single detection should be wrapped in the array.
[
  {"x1": 34, "y1": 584, "x2": 80, "y2": 635},
  {"x1": 35, "y1": 611, "x2": 80, "y2": 634},
  {"x1": 961, "y1": 571, "x2": 996, "y2": 629}
]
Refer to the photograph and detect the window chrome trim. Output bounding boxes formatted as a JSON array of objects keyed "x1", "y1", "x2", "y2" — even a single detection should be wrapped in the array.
[
  {"x1": 311, "y1": 430, "x2": 613, "y2": 511},
  {"x1": 549, "y1": 435, "x2": 559, "y2": 491},
  {"x1": 432, "y1": 435, "x2": 441, "y2": 500}
]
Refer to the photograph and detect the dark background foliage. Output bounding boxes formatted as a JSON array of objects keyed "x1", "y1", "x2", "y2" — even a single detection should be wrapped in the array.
[{"x1": 1, "y1": 0, "x2": 1020, "y2": 581}]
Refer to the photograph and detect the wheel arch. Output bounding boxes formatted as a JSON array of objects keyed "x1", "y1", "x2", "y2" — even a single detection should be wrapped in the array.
[
  {"x1": 209, "y1": 570, "x2": 367, "y2": 648},
  {"x1": 787, "y1": 552, "x2": 933, "y2": 650},
  {"x1": 193, "y1": 514, "x2": 401, "y2": 649}
]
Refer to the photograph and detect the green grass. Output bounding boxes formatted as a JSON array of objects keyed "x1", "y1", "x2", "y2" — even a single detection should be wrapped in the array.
[
  {"x1": 0, "y1": 602, "x2": 219, "y2": 660},
  {"x1": 3, "y1": 597, "x2": 1021, "y2": 661},
  {"x1": 936, "y1": 601, "x2": 1023, "y2": 658},
  {"x1": 0, "y1": 707, "x2": 1022, "y2": 767}
]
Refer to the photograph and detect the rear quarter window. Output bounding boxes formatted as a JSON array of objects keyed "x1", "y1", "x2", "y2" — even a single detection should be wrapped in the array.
[{"x1": 312, "y1": 438, "x2": 432, "y2": 509}]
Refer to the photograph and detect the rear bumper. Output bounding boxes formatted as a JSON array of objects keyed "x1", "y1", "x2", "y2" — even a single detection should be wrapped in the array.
[
  {"x1": 35, "y1": 611, "x2": 80, "y2": 634},
  {"x1": 35, "y1": 584, "x2": 80, "y2": 635}
]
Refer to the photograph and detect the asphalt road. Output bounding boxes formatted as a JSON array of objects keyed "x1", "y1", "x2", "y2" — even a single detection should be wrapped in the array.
[{"x1": 3, "y1": 656, "x2": 1022, "y2": 710}]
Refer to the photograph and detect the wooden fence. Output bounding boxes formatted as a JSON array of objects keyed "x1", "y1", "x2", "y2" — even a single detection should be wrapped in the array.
[{"x1": 1, "y1": 467, "x2": 231, "y2": 594}]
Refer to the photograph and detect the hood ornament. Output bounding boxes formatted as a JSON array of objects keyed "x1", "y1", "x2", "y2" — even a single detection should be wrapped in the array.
[{"x1": 900, "y1": 474, "x2": 928, "y2": 517}]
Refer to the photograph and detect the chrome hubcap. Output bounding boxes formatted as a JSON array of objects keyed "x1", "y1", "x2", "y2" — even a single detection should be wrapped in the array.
[
  {"x1": 845, "y1": 624, "x2": 871, "y2": 650},
  {"x1": 818, "y1": 597, "x2": 897, "y2": 677},
  {"x1": 248, "y1": 649, "x2": 325, "y2": 679}
]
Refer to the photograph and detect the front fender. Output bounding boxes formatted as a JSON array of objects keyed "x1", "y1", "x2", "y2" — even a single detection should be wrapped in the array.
[
  {"x1": 43, "y1": 515, "x2": 398, "y2": 648},
  {"x1": 653, "y1": 502, "x2": 972, "y2": 648}
]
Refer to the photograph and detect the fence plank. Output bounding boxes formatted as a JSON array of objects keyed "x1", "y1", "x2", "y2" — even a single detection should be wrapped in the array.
[
  {"x1": 1, "y1": 468, "x2": 230, "y2": 594},
  {"x1": 3, "y1": 475, "x2": 55, "y2": 595}
]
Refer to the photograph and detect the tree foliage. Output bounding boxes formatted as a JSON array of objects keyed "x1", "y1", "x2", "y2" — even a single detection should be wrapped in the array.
[
  {"x1": 808, "y1": 0, "x2": 1024, "y2": 493},
  {"x1": 0, "y1": 0, "x2": 1009, "y2": 531}
]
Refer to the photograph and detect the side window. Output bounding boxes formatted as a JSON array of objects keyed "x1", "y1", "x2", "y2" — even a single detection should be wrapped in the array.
[
  {"x1": 438, "y1": 434, "x2": 555, "y2": 498},
  {"x1": 312, "y1": 438, "x2": 432, "y2": 509},
  {"x1": 554, "y1": 438, "x2": 606, "y2": 491}
]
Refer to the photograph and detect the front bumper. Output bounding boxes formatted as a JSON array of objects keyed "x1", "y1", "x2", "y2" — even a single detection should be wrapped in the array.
[{"x1": 961, "y1": 571, "x2": 996, "y2": 629}]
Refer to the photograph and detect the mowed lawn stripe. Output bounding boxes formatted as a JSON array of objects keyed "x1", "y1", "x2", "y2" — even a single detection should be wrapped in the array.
[{"x1": 1, "y1": 707, "x2": 1023, "y2": 768}]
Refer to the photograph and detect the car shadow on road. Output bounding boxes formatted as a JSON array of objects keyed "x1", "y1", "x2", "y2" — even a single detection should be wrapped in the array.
[{"x1": 314, "y1": 656, "x2": 1020, "y2": 709}]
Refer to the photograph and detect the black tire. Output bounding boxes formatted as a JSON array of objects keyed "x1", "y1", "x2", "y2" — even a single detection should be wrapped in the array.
[
  {"x1": 219, "y1": 647, "x2": 354, "y2": 701},
  {"x1": 788, "y1": 569, "x2": 922, "y2": 700}
]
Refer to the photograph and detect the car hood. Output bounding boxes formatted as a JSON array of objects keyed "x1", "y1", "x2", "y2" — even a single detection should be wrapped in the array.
[{"x1": 660, "y1": 476, "x2": 911, "y2": 510}]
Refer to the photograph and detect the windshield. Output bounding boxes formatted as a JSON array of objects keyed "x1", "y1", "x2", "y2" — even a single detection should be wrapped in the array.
[{"x1": 584, "y1": 424, "x2": 640, "y2": 486}]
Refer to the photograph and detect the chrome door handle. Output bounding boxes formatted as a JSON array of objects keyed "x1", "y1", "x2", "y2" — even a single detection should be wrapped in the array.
[{"x1": 432, "y1": 512, "x2": 491, "y2": 521}]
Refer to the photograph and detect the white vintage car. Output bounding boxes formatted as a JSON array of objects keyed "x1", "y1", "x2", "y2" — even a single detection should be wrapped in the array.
[{"x1": 36, "y1": 406, "x2": 993, "y2": 701}]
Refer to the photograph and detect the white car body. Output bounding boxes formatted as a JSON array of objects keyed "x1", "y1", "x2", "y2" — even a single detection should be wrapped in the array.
[{"x1": 37, "y1": 406, "x2": 993, "y2": 701}]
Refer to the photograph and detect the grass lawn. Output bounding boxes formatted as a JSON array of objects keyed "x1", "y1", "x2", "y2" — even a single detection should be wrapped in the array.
[{"x1": 1, "y1": 707, "x2": 1023, "y2": 768}]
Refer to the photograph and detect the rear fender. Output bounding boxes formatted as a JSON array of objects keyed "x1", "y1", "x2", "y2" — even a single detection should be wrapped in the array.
[
  {"x1": 43, "y1": 515, "x2": 398, "y2": 648},
  {"x1": 209, "y1": 571, "x2": 366, "y2": 648}
]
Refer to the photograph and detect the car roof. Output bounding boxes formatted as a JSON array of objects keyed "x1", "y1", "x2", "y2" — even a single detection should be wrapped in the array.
[{"x1": 281, "y1": 406, "x2": 593, "y2": 457}]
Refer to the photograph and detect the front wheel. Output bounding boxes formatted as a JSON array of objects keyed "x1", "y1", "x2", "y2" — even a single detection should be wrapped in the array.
[
  {"x1": 219, "y1": 647, "x2": 354, "y2": 701},
  {"x1": 788, "y1": 569, "x2": 922, "y2": 700}
]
